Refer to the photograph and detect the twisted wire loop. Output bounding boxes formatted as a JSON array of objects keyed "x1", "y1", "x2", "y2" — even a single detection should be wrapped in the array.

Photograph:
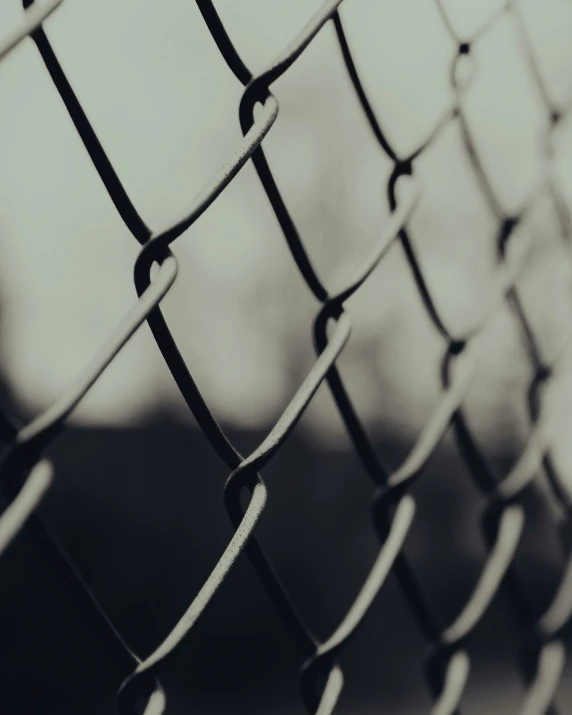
[
  {"x1": 196, "y1": 3, "x2": 552, "y2": 713},
  {"x1": 198, "y1": 5, "x2": 470, "y2": 711},
  {"x1": 117, "y1": 317, "x2": 351, "y2": 714},
  {"x1": 2, "y1": 3, "x2": 424, "y2": 711},
  {"x1": 299, "y1": 496, "x2": 415, "y2": 715},
  {"x1": 218, "y1": 2, "x2": 572, "y2": 712},
  {"x1": 121, "y1": 9, "x2": 427, "y2": 712},
  {"x1": 0, "y1": 250, "x2": 178, "y2": 706},
  {"x1": 1, "y1": 0, "x2": 572, "y2": 713},
  {"x1": 434, "y1": 2, "x2": 572, "y2": 712}
]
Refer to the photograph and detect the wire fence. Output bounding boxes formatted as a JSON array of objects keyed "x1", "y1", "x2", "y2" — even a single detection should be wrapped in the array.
[{"x1": 1, "y1": 0, "x2": 572, "y2": 713}]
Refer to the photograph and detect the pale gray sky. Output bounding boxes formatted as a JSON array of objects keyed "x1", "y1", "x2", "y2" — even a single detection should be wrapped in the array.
[{"x1": 1, "y1": 0, "x2": 572, "y2": 458}]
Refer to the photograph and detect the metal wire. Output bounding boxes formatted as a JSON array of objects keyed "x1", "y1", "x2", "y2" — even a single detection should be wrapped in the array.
[{"x1": 0, "y1": 0, "x2": 572, "y2": 713}]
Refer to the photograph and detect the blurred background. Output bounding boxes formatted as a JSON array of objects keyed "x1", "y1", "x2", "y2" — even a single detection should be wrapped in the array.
[{"x1": 1, "y1": 0, "x2": 572, "y2": 712}]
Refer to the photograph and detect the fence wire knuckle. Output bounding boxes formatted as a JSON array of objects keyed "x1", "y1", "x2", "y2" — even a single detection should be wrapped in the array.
[{"x1": 1, "y1": 0, "x2": 572, "y2": 712}]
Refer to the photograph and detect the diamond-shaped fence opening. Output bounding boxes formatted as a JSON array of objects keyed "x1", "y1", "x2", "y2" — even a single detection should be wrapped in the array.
[{"x1": 1, "y1": 1, "x2": 572, "y2": 713}]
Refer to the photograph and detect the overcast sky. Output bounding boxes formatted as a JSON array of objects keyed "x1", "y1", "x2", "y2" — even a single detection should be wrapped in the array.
[{"x1": 0, "y1": 0, "x2": 572, "y2": 464}]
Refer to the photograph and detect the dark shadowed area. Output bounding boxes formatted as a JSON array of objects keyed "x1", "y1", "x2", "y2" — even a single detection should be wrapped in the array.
[{"x1": 0, "y1": 413, "x2": 571, "y2": 714}]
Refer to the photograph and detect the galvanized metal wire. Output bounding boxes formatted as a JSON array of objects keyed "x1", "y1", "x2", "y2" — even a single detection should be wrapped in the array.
[{"x1": 1, "y1": 0, "x2": 572, "y2": 713}]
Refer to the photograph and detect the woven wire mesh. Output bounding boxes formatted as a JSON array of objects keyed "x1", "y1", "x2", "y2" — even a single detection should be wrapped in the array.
[{"x1": 1, "y1": 0, "x2": 572, "y2": 713}]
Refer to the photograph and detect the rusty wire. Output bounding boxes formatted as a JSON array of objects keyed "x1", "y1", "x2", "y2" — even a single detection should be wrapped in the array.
[{"x1": 0, "y1": 0, "x2": 572, "y2": 713}]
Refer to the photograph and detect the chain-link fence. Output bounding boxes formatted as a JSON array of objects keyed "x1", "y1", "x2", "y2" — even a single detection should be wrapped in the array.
[{"x1": 2, "y1": 1, "x2": 572, "y2": 713}]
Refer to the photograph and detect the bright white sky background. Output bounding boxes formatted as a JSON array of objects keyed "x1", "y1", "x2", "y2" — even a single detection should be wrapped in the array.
[{"x1": 1, "y1": 0, "x2": 572, "y2": 467}]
